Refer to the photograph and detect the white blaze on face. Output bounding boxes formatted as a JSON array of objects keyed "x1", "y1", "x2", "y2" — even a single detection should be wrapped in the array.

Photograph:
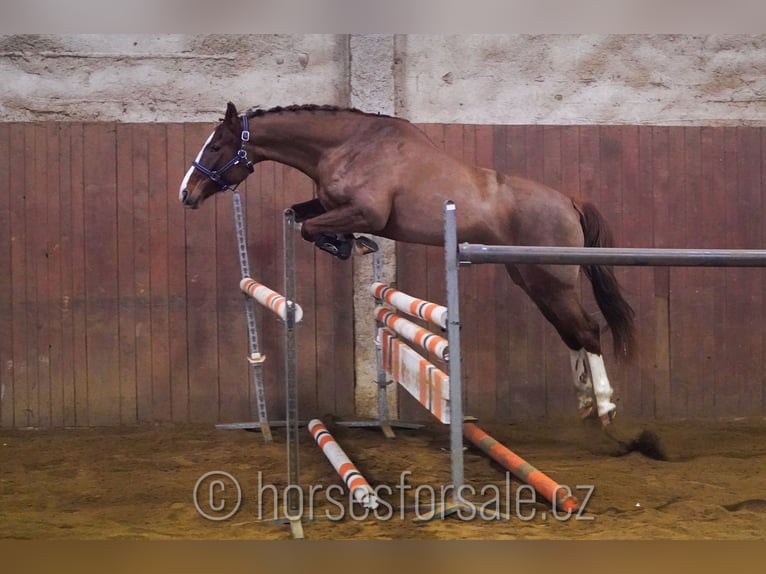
[{"x1": 179, "y1": 130, "x2": 215, "y2": 202}]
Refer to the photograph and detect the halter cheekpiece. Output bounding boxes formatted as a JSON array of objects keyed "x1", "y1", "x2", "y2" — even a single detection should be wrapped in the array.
[{"x1": 192, "y1": 115, "x2": 254, "y2": 191}]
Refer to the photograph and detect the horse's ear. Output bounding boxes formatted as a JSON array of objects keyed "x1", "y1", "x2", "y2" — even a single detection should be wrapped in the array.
[{"x1": 225, "y1": 102, "x2": 238, "y2": 124}]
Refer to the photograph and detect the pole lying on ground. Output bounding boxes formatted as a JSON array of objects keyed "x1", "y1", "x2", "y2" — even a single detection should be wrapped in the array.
[
  {"x1": 308, "y1": 419, "x2": 379, "y2": 510},
  {"x1": 463, "y1": 422, "x2": 579, "y2": 513}
]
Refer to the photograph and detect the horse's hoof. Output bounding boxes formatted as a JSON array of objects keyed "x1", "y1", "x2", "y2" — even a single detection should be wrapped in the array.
[
  {"x1": 315, "y1": 235, "x2": 352, "y2": 260},
  {"x1": 353, "y1": 235, "x2": 379, "y2": 255},
  {"x1": 599, "y1": 409, "x2": 616, "y2": 427},
  {"x1": 578, "y1": 406, "x2": 595, "y2": 420}
]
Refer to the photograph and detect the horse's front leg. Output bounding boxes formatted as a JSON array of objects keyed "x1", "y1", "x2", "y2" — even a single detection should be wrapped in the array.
[
  {"x1": 570, "y1": 348, "x2": 616, "y2": 426},
  {"x1": 300, "y1": 203, "x2": 380, "y2": 260},
  {"x1": 291, "y1": 198, "x2": 326, "y2": 222}
]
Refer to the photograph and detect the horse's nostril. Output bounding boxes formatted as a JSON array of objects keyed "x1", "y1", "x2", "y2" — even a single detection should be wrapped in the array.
[{"x1": 181, "y1": 189, "x2": 188, "y2": 203}]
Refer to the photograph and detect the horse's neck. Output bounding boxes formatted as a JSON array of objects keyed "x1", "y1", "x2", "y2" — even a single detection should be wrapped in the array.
[{"x1": 250, "y1": 112, "x2": 366, "y2": 179}]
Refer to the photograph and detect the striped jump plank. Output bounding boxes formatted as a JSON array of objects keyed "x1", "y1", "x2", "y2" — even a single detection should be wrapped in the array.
[
  {"x1": 239, "y1": 277, "x2": 303, "y2": 324},
  {"x1": 375, "y1": 306, "x2": 449, "y2": 361},
  {"x1": 379, "y1": 328, "x2": 450, "y2": 424},
  {"x1": 370, "y1": 282, "x2": 447, "y2": 329}
]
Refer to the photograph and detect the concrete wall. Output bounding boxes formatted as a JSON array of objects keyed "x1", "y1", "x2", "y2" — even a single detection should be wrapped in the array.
[
  {"x1": 395, "y1": 34, "x2": 766, "y2": 125},
  {"x1": 0, "y1": 34, "x2": 349, "y2": 121},
  {"x1": 2, "y1": 34, "x2": 765, "y2": 125}
]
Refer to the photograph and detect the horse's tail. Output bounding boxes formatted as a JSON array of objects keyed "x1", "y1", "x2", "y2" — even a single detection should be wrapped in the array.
[{"x1": 575, "y1": 200, "x2": 637, "y2": 362}]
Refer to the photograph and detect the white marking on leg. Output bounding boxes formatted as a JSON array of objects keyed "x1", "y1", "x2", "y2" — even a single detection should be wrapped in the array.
[
  {"x1": 179, "y1": 130, "x2": 214, "y2": 201},
  {"x1": 586, "y1": 352, "x2": 616, "y2": 417},
  {"x1": 569, "y1": 348, "x2": 593, "y2": 411}
]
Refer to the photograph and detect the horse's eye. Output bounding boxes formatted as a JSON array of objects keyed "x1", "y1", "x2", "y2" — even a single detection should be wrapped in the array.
[{"x1": 210, "y1": 144, "x2": 221, "y2": 152}]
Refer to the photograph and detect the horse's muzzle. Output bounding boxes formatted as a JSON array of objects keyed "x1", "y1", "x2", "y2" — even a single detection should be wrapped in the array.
[{"x1": 180, "y1": 189, "x2": 201, "y2": 209}]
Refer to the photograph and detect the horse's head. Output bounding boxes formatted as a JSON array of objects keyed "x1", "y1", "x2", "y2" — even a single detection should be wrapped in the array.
[{"x1": 179, "y1": 102, "x2": 255, "y2": 209}]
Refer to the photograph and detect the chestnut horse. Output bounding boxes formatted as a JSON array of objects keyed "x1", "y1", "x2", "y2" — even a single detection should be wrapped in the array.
[{"x1": 179, "y1": 102, "x2": 635, "y2": 426}]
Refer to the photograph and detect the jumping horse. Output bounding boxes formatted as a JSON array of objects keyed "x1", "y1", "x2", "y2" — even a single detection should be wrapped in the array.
[{"x1": 179, "y1": 103, "x2": 636, "y2": 426}]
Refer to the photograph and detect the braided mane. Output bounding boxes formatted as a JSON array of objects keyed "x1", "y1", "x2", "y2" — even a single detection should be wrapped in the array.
[{"x1": 246, "y1": 104, "x2": 391, "y2": 119}]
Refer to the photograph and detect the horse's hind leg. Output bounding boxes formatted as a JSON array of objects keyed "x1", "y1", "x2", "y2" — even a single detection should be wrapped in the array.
[{"x1": 506, "y1": 264, "x2": 617, "y2": 425}]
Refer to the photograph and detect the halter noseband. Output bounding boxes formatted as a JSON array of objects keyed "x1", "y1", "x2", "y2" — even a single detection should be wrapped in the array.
[{"x1": 192, "y1": 115, "x2": 254, "y2": 191}]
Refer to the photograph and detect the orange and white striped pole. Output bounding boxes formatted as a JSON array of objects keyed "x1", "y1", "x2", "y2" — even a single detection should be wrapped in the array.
[
  {"x1": 240, "y1": 277, "x2": 303, "y2": 324},
  {"x1": 463, "y1": 422, "x2": 579, "y2": 513},
  {"x1": 308, "y1": 419, "x2": 379, "y2": 510},
  {"x1": 375, "y1": 306, "x2": 449, "y2": 360},
  {"x1": 370, "y1": 282, "x2": 448, "y2": 329}
]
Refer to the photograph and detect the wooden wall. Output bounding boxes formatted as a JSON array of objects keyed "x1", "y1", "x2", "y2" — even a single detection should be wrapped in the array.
[
  {"x1": 1, "y1": 122, "x2": 764, "y2": 427},
  {"x1": 0, "y1": 123, "x2": 354, "y2": 428},
  {"x1": 398, "y1": 124, "x2": 765, "y2": 422}
]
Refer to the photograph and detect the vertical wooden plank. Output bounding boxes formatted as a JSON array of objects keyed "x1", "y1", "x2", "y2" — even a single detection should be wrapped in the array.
[
  {"x1": 490, "y1": 125, "x2": 513, "y2": 421},
  {"x1": 166, "y1": 123, "x2": 190, "y2": 423},
  {"x1": 666, "y1": 127, "x2": 688, "y2": 418},
  {"x1": 58, "y1": 123, "x2": 77, "y2": 428},
  {"x1": 616, "y1": 125, "x2": 644, "y2": 418},
  {"x1": 578, "y1": 126, "x2": 601, "y2": 318},
  {"x1": 637, "y1": 126, "x2": 659, "y2": 418},
  {"x1": 116, "y1": 124, "x2": 138, "y2": 425},
  {"x1": 718, "y1": 127, "x2": 741, "y2": 415},
  {"x1": 45, "y1": 122, "x2": 64, "y2": 427},
  {"x1": 23, "y1": 124, "x2": 41, "y2": 427},
  {"x1": 559, "y1": 125, "x2": 582, "y2": 417},
  {"x1": 0, "y1": 124, "x2": 12, "y2": 427},
  {"x1": 699, "y1": 127, "x2": 726, "y2": 417},
  {"x1": 651, "y1": 126, "x2": 671, "y2": 418},
  {"x1": 21, "y1": 124, "x2": 40, "y2": 427},
  {"x1": 82, "y1": 123, "x2": 121, "y2": 426},
  {"x1": 473, "y1": 124, "x2": 499, "y2": 420},
  {"x1": 148, "y1": 124, "x2": 172, "y2": 422},
  {"x1": 68, "y1": 123, "x2": 89, "y2": 427},
  {"x1": 132, "y1": 125, "x2": 153, "y2": 421},
  {"x1": 734, "y1": 127, "x2": 762, "y2": 415},
  {"x1": 33, "y1": 124, "x2": 52, "y2": 428},
  {"x1": 503, "y1": 125, "x2": 538, "y2": 420},
  {"x1": 10, "y1": 125, "x2": 28, "y2": 427},
  {"x1": 523, "y1": 124, "x2": 548, "y2": 419},
  {"x1": 578, "y1": 124, "x2": 603, "y2": 411},
  {"x1": 597, "y1": 126, "x2": 630, "y2": 415},
  {"x1": 184, "y1": 123, "x2": 220, "y2": 423},
  {"x1": 315, "y1": 245, "x2": 355, "y2": 416},
  {"x1": 679, "y1": 128, "x2": 721, "y2": 417},
  {"x1": 762, "y1": 127, "x2": 766, "y2": 416},
  {"x1": 541, "y1": 125, "x2": 572, "y2": 418},
  {"x1": 667, "y1": 127, "x2": 692, "y2": 418}
]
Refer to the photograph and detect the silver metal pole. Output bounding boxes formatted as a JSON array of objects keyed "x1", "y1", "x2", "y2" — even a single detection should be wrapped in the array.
[
  {"x1": 373, "y1": 251, "x2": 396, "y2": 439},
  {"x1": 283, "y1": 208, "x2": 303, "y2": 538},
  {"x1": 444, "y1": 201, "x2": 465, "y2": 493},
  {"x1": 459, "y1": 244, "x2": 766, "y2": 267},
  {"x1": 232, "y1": 192, "x2": 272, "y2": 442}
]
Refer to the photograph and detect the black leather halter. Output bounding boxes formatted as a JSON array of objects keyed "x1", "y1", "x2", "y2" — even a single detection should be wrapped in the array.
[{"x1": 191, "y1": 115, "x2": 254, "y2": 191}]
